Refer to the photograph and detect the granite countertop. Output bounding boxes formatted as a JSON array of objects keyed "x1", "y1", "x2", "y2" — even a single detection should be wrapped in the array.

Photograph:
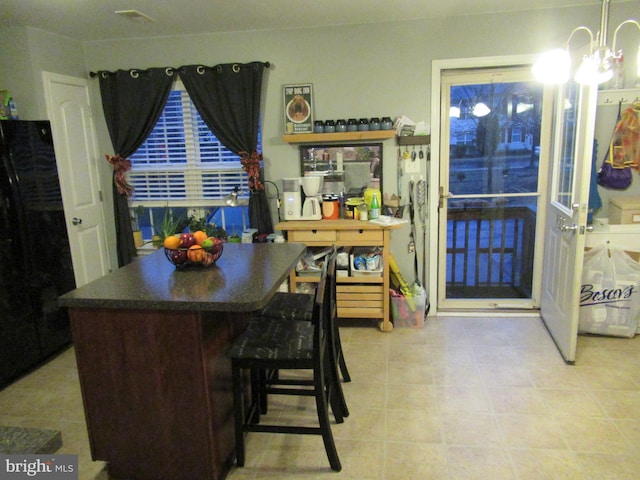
[
  {"x1": 0, "y1": 426, "x2": 62, "y2": 454},
  {"x1": 58, "y1": 243, "x2": 305, "y2": 312}
]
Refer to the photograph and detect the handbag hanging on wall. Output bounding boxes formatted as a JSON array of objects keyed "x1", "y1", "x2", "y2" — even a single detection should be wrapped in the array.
[{"x1": 597, "y1": 101, "x2": 632, "y2": 190}]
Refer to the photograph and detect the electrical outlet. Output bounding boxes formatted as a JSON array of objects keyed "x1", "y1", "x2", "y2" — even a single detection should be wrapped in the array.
[{"x1": 404, "y1": 158, "x2": 420, "y2": 173}]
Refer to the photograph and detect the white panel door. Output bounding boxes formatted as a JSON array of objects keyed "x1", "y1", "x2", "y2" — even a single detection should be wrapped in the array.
[
  {"x1": 43, "y1": 72, "x2": 110, "y2": 287},
  {"x1": 540, "y1": 80, "x2": 597, "y2": 363}
]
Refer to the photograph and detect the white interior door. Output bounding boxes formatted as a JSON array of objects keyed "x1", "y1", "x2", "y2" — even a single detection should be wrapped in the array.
[
  {"x1": 540, "y1": 80, "x2": 597, "y2": 363},
  {"x1": 43, "y1": 72, "x2": 111, "y2": 287}
]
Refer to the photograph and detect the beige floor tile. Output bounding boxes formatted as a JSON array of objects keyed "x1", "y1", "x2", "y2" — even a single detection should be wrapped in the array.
[
  {"x1": 440, "y1": 411, "x2": 504, "y2": 447},
  {"x1": 347, "y1": 360, "x2": 388, "y2": 384},
  {"x1": 471, "y1": 344, "x2": 522, "y2": 365},
  {"x1": 437, "y1": 385, "x2": 492, "y2": 415},
  {"x1": 332, "y1": 439, "x2": 384, "y2": 480},
  {"x1": 432, "y1": 363, "x2": 483, "y2": 386},
  {"x1": 386, "y1": 409, "x2": 443, "y2": 444},
  {"x1": 613, "y1": 419, "x2": 640, "y2": 454},
  {"x1": 486, "y1": 387, "x2": 548, "y2": 415},
  {"x1": 509, "y1": 448, "x2": 586, "y2": 480},
  {"x1": 387, "y1": 360, "x2": 435, "y2": 385},
  {"x1": 576, "y1": 453, "x2": 640, "y2": 480},
  {"x1": 577, "y1": 365, "x2": 640, "y2": 390},
  {"x1": 497, "y1": 414, "x2": 568, "y2": 449},
  {"x1": 332, "y1": 406, "x2": 385, "y2": 441},
  {"x1": 446, "y1": 446, "x2": 516, "y2": 480},
  {"x1": 384, "y1": 442, "x2": 449, "y2": 480},
  {"x1": 590, "y1": 389, "x2": 640, "y2": 419},
  {"x1": 537, "y1": 389, "x2": 605, "y2": 417},
  {"x1": 386, "y1": 383, "x2": 438, "y2": 411},
  {"x1": 556, "y1": 416, "x2": 633, "y2": 454},
  {"x1": 343, "y1": 342, "x2": 389, "y2": 364},
  {"x1": 427, "y1": 345, "x2": 476, "y2": 366},
  {"x1": 528, "y1": 365, "x2": 587, "y2": 389},
  {"x1": 478, "y1": 364, "x2": 534, "y2": 387},
  {"x1": 343, "y1": 382, "x2": 386, "y2": 409},
  {"x1": 388, "y1": 342, "x2": 430, "y2": 364}
]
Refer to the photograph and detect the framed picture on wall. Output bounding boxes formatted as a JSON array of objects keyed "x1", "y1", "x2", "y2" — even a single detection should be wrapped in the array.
[{"x1": 283, "y1": 83, "x2": 313, "y2": 134}]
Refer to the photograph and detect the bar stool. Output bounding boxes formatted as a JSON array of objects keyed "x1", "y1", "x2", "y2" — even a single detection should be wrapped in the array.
[
  {"x1": 255, "y1": 248, "x2": 349, "y2": 419},
  {"x1": 230, "y1": 254, "x2": 341, "y2": 471}
]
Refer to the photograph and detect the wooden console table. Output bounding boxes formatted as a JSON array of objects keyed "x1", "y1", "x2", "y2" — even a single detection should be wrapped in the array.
[{"x1": 276, "y1": 220, "x2": 401, "y2": 332}]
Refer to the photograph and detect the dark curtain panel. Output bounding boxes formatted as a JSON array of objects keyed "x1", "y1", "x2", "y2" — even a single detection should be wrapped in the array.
[
  {"x1": 179, "y1": 62, "x2": 273, "y2": 234},
  {"x1": 98, "y1": 68, "x2": 174, "y2": 266}
]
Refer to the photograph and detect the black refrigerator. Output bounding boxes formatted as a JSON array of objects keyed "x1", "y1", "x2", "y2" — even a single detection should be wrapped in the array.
[{"x1": 0, "y1": 120, "x2": 75, "y2": 389}]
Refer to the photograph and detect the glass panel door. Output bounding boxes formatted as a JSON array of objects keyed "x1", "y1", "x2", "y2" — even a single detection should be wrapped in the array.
[{"x1": 438, "y1": 67, "x2": 547, "y2": 309}]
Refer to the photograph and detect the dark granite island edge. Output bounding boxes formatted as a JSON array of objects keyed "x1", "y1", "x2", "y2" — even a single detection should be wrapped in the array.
[{"x1": 59, "y1": 243, "x2": 306, "y2": 312}]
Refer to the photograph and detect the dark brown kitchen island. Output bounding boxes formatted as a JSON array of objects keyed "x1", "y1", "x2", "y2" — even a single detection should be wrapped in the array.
[{"x1": 58, "y1": 243, "x2": 306, "y2": 480}]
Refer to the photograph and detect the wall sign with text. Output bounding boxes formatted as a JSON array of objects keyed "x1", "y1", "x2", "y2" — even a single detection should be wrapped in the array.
[{"x1": 283, "y1": 84, "x2": 313, "y2": 134}]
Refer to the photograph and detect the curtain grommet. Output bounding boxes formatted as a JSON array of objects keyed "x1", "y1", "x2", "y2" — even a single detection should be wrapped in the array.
[
  {"x1": 232, "y1": 64, "x2": 240, "y2": 73},
  {"x1": 130, "y1": 70, "x2": 139, "y2": 79},
  {"x1": 197, "y1": 65, "x2": 206, "y2": 75},
  {"x1": 166, "y1": 67, "x2": 174, "y2": 76}
]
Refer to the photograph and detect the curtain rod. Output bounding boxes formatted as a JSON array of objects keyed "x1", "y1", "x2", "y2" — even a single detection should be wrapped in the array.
[{"x1": 89, "y1": 61, "x2": 271, "y2": 78}]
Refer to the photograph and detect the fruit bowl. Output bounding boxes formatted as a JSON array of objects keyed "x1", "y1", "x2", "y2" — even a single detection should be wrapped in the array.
[{"x1": 163, "y1": 232, "x2": 224, "y2": 269}]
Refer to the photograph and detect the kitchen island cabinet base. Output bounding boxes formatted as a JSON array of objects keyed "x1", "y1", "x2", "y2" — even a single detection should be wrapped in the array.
[{"x1": 70, "y1": 307, "x2": 248, "y2": 480}]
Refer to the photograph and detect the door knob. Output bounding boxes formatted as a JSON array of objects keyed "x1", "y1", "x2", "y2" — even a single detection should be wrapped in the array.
[
  {"x1": 72, "y1": 217, "x2": 82, "y2": 226},
  {"x1": 560, "y1": 223, "x2": 577, "y2": 232}
]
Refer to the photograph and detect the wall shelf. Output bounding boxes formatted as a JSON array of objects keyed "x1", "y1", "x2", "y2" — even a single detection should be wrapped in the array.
[{"x1": 283, "y1": 130, "x2": 395, "y2": 144}]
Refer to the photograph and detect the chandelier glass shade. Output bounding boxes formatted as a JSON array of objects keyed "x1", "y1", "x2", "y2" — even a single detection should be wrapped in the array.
[{"x1": 533, "y1": 0, "x2": 640, "y2": 86}]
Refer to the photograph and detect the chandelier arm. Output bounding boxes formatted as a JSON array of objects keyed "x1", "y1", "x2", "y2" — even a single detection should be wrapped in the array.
[
  {"x1": 612, "y1": 19, "x2": 640, "y2": 52},
  {"x1": 566, "y1": 26, "x2": 595, "y2": 55}
]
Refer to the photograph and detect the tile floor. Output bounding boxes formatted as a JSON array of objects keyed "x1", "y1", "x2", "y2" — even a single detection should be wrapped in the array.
[{"x1": 1, "y1": 316, "x2": 639, "y2": 480}]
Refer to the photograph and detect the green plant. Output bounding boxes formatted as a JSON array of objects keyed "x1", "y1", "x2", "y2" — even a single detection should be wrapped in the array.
[
  {"x1": 188, "y1": 210, "x2": 228, "y2": 239},
  {"x1": 131, "y1": 205, "x2": 145, "y2": 231},
  {"x1": 155, "y1": 207, "x2": 183, "y2": 240}
]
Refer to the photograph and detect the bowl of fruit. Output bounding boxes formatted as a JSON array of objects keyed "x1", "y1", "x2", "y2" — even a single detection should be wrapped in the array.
[{"x1": 163, "y1": 231, "x2": 224, "y2": 269}]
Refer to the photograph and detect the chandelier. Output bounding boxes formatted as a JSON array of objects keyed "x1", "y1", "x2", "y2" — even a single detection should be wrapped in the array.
[{"x1": 533, "y1": 0, "x2": 640, "y2": 86}]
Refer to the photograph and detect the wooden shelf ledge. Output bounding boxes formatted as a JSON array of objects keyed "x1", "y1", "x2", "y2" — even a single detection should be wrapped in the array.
[{"x1": 283, "y1": 130, "x2": 395, "y2": 143}]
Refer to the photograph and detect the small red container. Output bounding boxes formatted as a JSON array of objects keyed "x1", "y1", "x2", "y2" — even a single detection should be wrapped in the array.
[{"x1": 322, "y1": 195, "x2": 339, "y2": 220}]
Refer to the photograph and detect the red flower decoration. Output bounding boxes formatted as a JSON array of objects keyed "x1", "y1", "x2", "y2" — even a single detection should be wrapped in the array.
[
  {"x1": 106, "y1": 154, "x2": 134, "y2": 197},
  {"x1": 239, "y1": 150, "x2": 264, "y2": 192}
]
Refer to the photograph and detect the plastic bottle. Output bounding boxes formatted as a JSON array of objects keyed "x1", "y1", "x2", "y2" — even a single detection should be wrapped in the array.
[
  {"x1": 338, "y1": 189, "x2": 345, "y2": 219},
  {"x1": 369, "y1": 191, "x2": 380, "y2": 220},
  {"x1": 8, "y1": 99, "x2": 18, "y2": 120}
]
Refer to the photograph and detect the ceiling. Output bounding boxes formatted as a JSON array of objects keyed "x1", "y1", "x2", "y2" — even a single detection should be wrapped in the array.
[{"x1": 6, "y1": 0, "x2": 605, "y2": 42}]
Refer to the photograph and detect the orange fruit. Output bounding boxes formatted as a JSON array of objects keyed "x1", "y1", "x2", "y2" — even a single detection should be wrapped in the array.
[
  {"x1": 163, "y1": 235, "x2": 181, "y2": 249},
  {"x1": 193, "y1": 230, "x2": 207, "y2": 245},
  {"x1": 187, "y1": 244, "x2": 205, "y2": 263}
]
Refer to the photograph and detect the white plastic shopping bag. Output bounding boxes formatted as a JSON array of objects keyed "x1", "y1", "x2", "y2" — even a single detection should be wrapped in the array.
[{"x1": 579, "y1": 243, "x2": 640, "y2": 338}]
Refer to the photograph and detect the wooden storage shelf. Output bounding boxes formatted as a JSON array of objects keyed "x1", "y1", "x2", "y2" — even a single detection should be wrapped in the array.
[
  {"x1": 283, "y1": 130, "x2": 395, "y2": 144},
  {"x1": 276, "y1": 219, "x2": 401, "y2": 332}
]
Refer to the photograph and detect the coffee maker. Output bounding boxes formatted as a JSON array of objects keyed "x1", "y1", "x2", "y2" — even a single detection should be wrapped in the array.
[
  {"x1": 282, "y1": 177, "x2": 302, "y2": 220},
  {"x1": 300, "y1": 175, "x2": 323, "y2": 220}
]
